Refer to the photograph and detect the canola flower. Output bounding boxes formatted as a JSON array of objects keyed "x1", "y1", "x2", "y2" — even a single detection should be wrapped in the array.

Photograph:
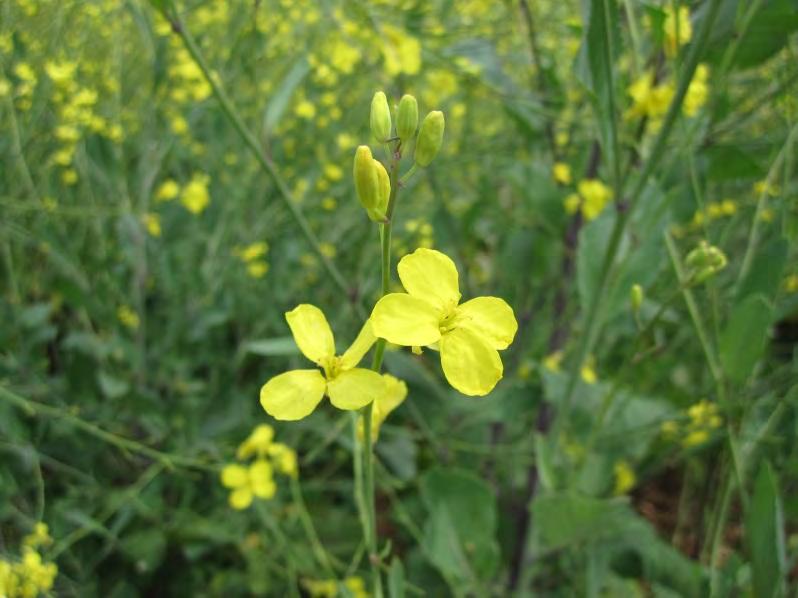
[
  {"x1": 552, "y1": 162, "x2": 572, "y2": 185},
  {"x1": 221, "y1": 424, "x2": 298, "y2": 509},
  {"x1": 180, "y1": 173, "x2": 211, "y2": 214},
  {"x1": 661, "y1": 399, "x2": 723, "y2": 448},
  {"x1": 0, "y1": 523, "x2": 58, "y2": 598},
  {"x1": 370, "y1": 248, "x2": 517, "y2": 396},
  {"x1": 234, "y1": 242, "x2": 270, "y2": 279},
  {"x1": 564, "y1": 179, "x2": 613, "y2": 221},
  {"x1": 259, "y1": 305, "x2": 385, "y2": 420},
  {"x1": 662, "y1": 5, "x2": 692, "y2": 56},
  {"x1": 303, "y1": 575, "x2": 369, "y2": 598},
  {"x1": 613, "y1": 461, "x2": 637, "y2": 495}
]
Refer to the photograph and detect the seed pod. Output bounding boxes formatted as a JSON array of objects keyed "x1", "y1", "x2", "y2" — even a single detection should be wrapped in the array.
[
  {"x1": 370, "y1": 91, "x2": 392, "y2": 143},
  {"x1": 414, "y1": 110, "x2": 445, "y2": 167},
  {"x1": 354, "y1": 146, "x2": 385, "y2": 221},
  {"x1": 396, "y1": 94, "x2": 418, "y2": 144},
  {"x1": 630, "y1": 284, "x2": 643, "y2": 313}
]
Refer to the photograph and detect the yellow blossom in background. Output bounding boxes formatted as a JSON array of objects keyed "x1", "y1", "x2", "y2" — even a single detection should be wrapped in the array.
[
  {"x1": 319, "y1": 243, "x2": 336, "y2": 259},
  {"x1": 117, "y1": 305, "x2": 140, "y2": 330},
  {"x1": 234, "y1": 242, "x2": 269, "y2": 279},
  {"x1": 683, "y1": 64, "x2": 709, "y2": 117},
  {"x1": 142, "y1": 213, "x2": 161, "y2": 237},
  {"x1": 260, "y1": 305, "x2": 385, "y2": 420},
  {"x1": 45, "y1": 61, "x2": 77, "y2": 86},
  {"x1": 382, "y1": 25, "x2": 422, "y2": 76},
  {"x1": 754, "y1": 179, "x2": 780, "y2": 197},
  {"x1": 613, "y1": 461, "x2": 636, "y2": 495},
  {"x1": 321, "y1": 197, "x2": 337, "y2": 211},
  {"x1": 180, "y1": 173, "x2": 210, "y2": 214},
  {"x1": 626, "y1": 71, "x2": 673, "y2": 122},
  {"x1": 784, "y1": 274, "x2": 798, "y2": 293},
  {"x1": 268, "y1": 442, "x2": 299, "y2": 478},
  {"x1": 247, "y1": 262, "x2": 269, "y2": 278},
  {"x1": 61, "y1": 169, "x2": 78, "y2": 185},
  {"x1": 220, "y1": 461, "x2": 276, "y2": 509},
  {"x1": 295, "y1": 99, "x2": 316, "y2": 119},
  {"x1": 323, "y1": 163, "x2": 344, "y2": 181},
  {"x1": 662, "y1": 5, "x2": 692, "y2": 55},
  {"x1": 155, "y1": 179, "x2": 180, "y2": 202},
  {"x1": 564, "y1": 179, "x2": 613, "y2": 220},
  {"x1": 552, "y1": 162, "x2": 572, "y2": 185},
  {"x1": 370, "y1": 248, "x2": 518, "y2": 396},
  {"x1": 580, "y1": 356, "x2": 598, "y2": 384},
  {"x1": 543, "y1": 351, "x2": 563, "y2": 372},
  {"x1": 236, "y1": 424, "x2": 275, "y2": 460},
  {"x1": 303, "y1": 576, "x2": 369, "y2": 598}
]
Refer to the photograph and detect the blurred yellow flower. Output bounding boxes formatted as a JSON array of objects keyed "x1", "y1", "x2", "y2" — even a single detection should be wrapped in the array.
[
  {"x1": 613, "y1": 461, "x2": 636, "y2": 495},
  {"x1": 180, "y1": 173, "x2": 211, "y2": 214},
  {"x1": 117, "y1": 305, "x2": 140, "y2": 330},
  {"x1": 142, "y1": 213, "x2": 161, "y2": 237},
  {"x1": 663, "y1": 5, "x2": 692, "y2": 55},
  {"x1": 370, "y1": 248, "x2": 517, "y2": 396},
  {"x1": 260, "y1": 305, "x2": 384, "y2": 420},
  {"x1": 552, "y1": 162, "x2": 572, "y2": 185},
  {"x1": 220, "y1": 461, "x2": 276, "y2": 509},
  {"x1": 155, "y1": 179, "x2": 180, "y2": 202},
  {"x1": 383, "y1": 26, "x2": 421, "y2": 76},
  {"x1": 564, "y1": 179, "x2": 613, "y2": 220}
]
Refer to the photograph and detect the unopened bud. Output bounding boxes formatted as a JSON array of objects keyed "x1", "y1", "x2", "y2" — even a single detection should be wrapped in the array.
[
  {"x1": 370, "y1": 91, "x2": 392, "y2": 143},
  {"x1": 685, "y1": 240, "x2": 711, "y2": 269},
  {"x1": 396, "y1": 94, "x2": 418, "y2": 144},
  {"x1": 374, "y1": 159, "x2": 391, "y2": 217},
  {"x1": 414, "y1": 110, "x2": 444, "y2": 167},
  {"x1": 354, "y1": 146, "x2": 386, "y2": 221},
  {"x1": 630, "y1": 284, "x2": 643, "y2": 312}
]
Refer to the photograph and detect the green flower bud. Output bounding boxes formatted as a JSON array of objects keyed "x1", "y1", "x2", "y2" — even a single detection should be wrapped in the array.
[
  {"x1": 630, "y1": 284, "x2": 643, "y2": 313},
  {"x1": 374, "y1": 159, "x2": 391, "y2": 217},
  {"x1": 685, "y1": 241, "x2": 710, "y2": 269},
  {"x1": 396, "y1": 94, "x2": 418, "y2": 144},
  {"x1": 414, "y1": 110, "x2": 445, "y2": 167},
  {"x1": 370, "y1": 91, "x2": 392, "y2": 143},
  {"x1": 354, "y1": 145, "x2": 386, "y2": 221}
]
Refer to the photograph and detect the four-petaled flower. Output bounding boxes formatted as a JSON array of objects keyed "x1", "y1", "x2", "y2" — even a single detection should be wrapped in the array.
[
  {"x1": 370, "y1": 248, "x2": 517, "y2": 396},
  {"x1": 260, "y1": 304, "x2": 385, "y2": 420},
  {"x1": 221, "y1": 460, "x2": 276, "y2": 510}
]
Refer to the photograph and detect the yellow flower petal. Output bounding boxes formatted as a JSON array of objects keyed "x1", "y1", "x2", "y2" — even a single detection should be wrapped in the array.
[
  {"x1": 397, "y1": 248, "x2": 461, "y2": 310},
  {"x1": 259, "y1": 369, "x2": 327, "y2": 421},
  {"x1": 370, "y1": 293, "x2": 442, "y2": 346},
  {"x1": 327, "y1": 368, "x2": 385, "y2": 411},
  {"x1": 221, "y1": 464, "x2": 248, "y2": 488},
  {"x1": 249, "y1": 461, "x2": 276, "y2": 498},
  {"x1": 340, "y1": 320, "x2": 377, "y2": 370},
  {"x1": 229, "y1": 487, "x2": 254, "y2": 510},
  {"x1": 373, "y1": 374, "x2": 408, "y2": 438},
  {"x1": 456, "y1": 296, "x2": 518, "y2": 350},
  {"x1": 439, "y1": 327, "x2": 503, "y2": 396},
  {"x1": 285, "y1": 304, "x2": 336, "y2": 364}
]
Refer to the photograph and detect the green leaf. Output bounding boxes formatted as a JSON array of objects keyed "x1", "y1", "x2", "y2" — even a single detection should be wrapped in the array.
[
  {"x1": 736, "y1": 238, "x2": 788, "y2": 302},
  {"x1": 533, "y1": 493, "x2": 706, "y2": 596},
  {"x1": 719, "y1": 293, "x2": 773, "y2": 384},
  {"x1": 731, "y1": 0, "x2": 798, "y2": 70},
  {"x1": 578, "y1": 210, "x2": 614, "y2": 316},
  {"x1": 575, "y1": 0, "x2": 621, "y2": 166},
  {"x1": 388, "y1": 557, "x2": 406, "y2": 598},
  {"x1": 262, "y1": 58, "x2": 310, "y2": 136},
  {"x1": 746, "y1": 462, "x2": 786, "y2": 598},
  {"x1": 420, "y1": 467, "x2": 499, "y2": 583}
]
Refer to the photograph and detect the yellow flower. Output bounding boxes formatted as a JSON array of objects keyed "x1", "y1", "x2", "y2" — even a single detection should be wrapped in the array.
[
  {"x1": 236, "y1": 242, "x2": 269, "y2": 262},
  {"x1": 580, "y1": 356, "x2": 598, "y2": 384},
  {"x1": 45, "y1": 61, "x2": 77, "y2": 86},
  {"x1": 370, "y1": 249, "x2": 518, "y2": 396},
  {"x1": 613, "y1": 461, "x2": 636, "y2": 495},
  {"x1": 268, "y1": 442, "x2": 299, "y2": 478},
  {"x1": 784, "y1": 274, "x2": 798, "y2": 293},
  {"x1": 543, "y1": 351, "x2": 563, "y2": 372},
  {"x1": 663, "y1": 5, "x2": 692, "y2": 55},
  {"x1": 565, "y1": 179, "x2": 613, "y2": 220},
  {"x1": 236, "y1": 424, "x2": 275, "y2": 460},
  {"x1": 117, "y1": 305, "x2": 139, "y2": 330},
  {"x1": 323, "y1": 163, "x2": 344, "y2": 182},
  {"x1": 180, "y1": 173, "x2": 210, "y2": 214},
  {"x1": 260, "y1": 305, "x2": 385, "y2": 420},
  {"x1": 155, "y1": 179, "x2": 180, "y2": 202},
  {"x1": 358, "y1": 374, "x2": 408, "y2": 441},
  {"x1": 221, "y1": 460, "x2": 276, "y2": 509},
  {"x1": 320, "y1": 243, "x2": 336, "y2": 259},
  {"x1": 382, "y1": 26, "x2": 422, "y2": 76},
  {"x1": 142, "y1": 213, "x2": 161, "y2": 237},
  {"x1": 247, "y1": 261, "x2": 269, "y2": 278},
  {"x1": 295, "y1": 99, "x2": 316, "y2": 119},
  {"x1": 683, "y1": 64, "x2": 709, "y2": 117},
  {"x1": 22, "y1": 523, "x2": 52, "y2": 550},
  {"x1": 552, "y1": 162, "x2": 572, "y2": 185}
]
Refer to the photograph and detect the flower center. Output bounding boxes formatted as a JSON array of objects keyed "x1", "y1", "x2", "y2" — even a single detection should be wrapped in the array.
[
  {"x1": 320, "y1": 355, "x2": 342, "y2": 380},
  {"x1": 439, "y1": 303, "x2": 460, "y2": 335}
]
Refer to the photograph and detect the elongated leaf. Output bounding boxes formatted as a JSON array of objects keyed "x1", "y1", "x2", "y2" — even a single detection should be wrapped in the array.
[
  {"x1": 719, "y1": 294, "x2": 772, "y2": 384},
  {"x1": 746, "y1": 462, "x2": 786, "y2": 598}
]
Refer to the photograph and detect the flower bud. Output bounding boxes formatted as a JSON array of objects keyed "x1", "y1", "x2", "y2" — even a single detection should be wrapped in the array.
[
  {"x1": 396, "y1": 94, "x2": 418, "y2": 144},
  {"x1": 354, "y1": 146, "x2": 386, "y2": 221},
  {"x1": 370, "y1": 91, "x2": 392, "y2": 143},
  {"x1": 630, "y1": 284, "x2": 643, "y2": 313},
  {"x1": 414, "y1": 110, "x2": 445, "y2": 167},
  {"x1": 374, "y1": 159, "x2": 391, "y2": 216},
  {"x1": 685, "y1": 240, "x2": 710, "y2": 269}
]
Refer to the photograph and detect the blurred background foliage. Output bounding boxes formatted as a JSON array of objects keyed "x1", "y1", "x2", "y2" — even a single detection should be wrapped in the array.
[{"x1": 1, "y1": 0, "x2": 798, "y2": 595}]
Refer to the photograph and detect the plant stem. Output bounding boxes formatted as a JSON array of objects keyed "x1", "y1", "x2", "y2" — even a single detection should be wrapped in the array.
[
  {"x1": 166, "y1": 7, "x2": 362, "y2": 317},
  {"x1": 552, "y1": 0, "x2": 724, "y2": 440}
]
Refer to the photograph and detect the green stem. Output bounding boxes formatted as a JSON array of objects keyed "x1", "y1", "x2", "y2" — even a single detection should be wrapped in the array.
[
  {"x1": 289, "y1": 476, "x2": 338, "y2": 576},
  {"x1": 166, "y1": 8, "x2": 362, "y2": 318},
  {"x1": 0, "y1": 385, "x2": 212, "y2": 471},
  {"x1": 552, "y1": 0, "x2": 724, "y2": 440}
]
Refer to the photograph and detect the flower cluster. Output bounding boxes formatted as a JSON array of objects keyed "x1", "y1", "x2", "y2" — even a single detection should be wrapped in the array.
[
  {"x1": 233, "y1": 242, "x2": 270, "y2": 279},
  {"x1": 661, "y1": 399, "x2": 723, "y2": 448},
  {"x1": 220, "y1": 424, "x2": 298, "y2": 510},
  {"x1": 563, "y1": 179, "x2": 614, "y2": 221},
  {"x1": 0, "y1": 523, "x2": 58, "y2": 598},
  {"x1": 303, "y1": 575, "x2": 369, "y2": 598}
]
